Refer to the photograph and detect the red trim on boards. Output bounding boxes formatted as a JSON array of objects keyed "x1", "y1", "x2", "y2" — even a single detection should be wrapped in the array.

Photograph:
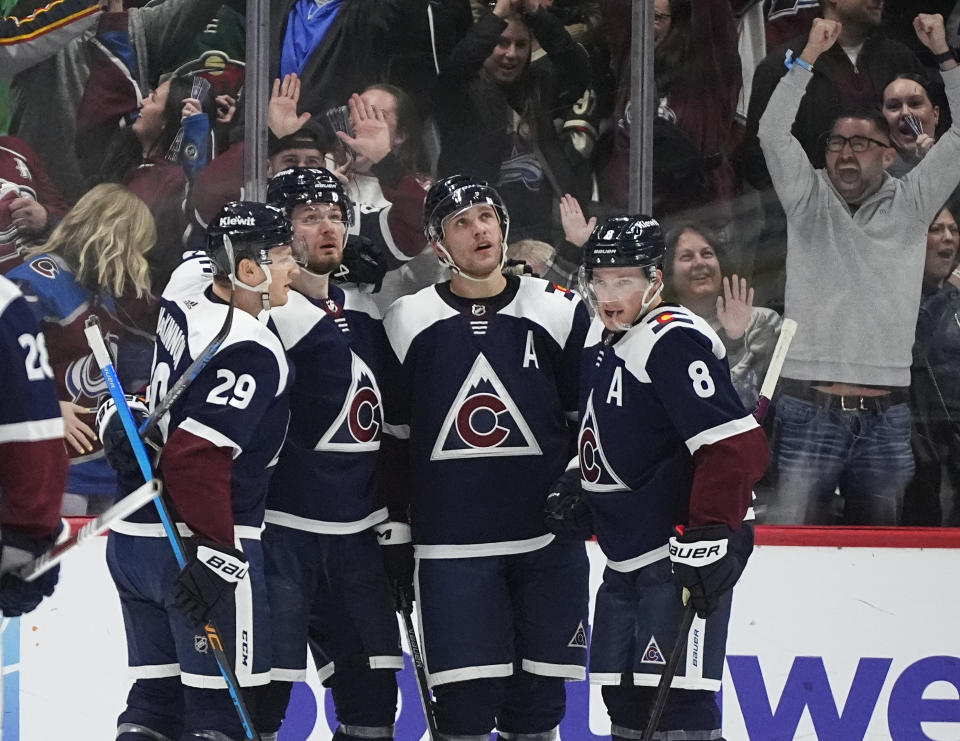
[{"x1": 755, "y1": 525, "x2": 960, "y2": 548}]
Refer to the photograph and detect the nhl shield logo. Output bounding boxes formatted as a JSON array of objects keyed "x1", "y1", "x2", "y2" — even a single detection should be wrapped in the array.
[
  {"x1": 194, "y1": 635, "x2": 209, "y2": 654},
  {"x1": 322, "y1": 298, "x2": 343, "y2": 317},
  {"x1": 471, "y1": 303, "x2": 486, "y2": 317}
]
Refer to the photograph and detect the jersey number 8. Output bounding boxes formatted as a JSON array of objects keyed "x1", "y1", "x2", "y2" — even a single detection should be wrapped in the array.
[{"x1": 688, "y1": 360, "x2": 715, "y2": 398}]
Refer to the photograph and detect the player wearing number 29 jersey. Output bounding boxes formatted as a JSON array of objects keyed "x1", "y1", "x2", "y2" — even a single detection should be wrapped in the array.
[
  {"x1": 107, "y1": 202, "x2": 298, "y2": 741},
  {"x1": 113, "y1": 250, "x2": 291, "y2": 535}
]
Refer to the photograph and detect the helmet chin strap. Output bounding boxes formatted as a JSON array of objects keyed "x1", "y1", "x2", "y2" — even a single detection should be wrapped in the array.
[
  {"x1": 231, "y1": 275, "x2": 273, "y2": 313},
  {"x1": 230, "y1": 256, "x2": 274, "y2": 313}
]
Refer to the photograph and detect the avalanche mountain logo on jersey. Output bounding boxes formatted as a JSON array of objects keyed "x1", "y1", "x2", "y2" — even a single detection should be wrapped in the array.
[
  {"x1": 568, "y1": 621, "x2": 588, "y2": 648},
  {"x1": 641, "y1": 635, "x2": 666, "y2": 665},
  {"x1": 315, "y1": 351, "x2": 383, "y2": 452},
  {"x1": 64, "y1": 332, "x2": 118, "y2": 402},
  {"x1": 578, "y1": 391, "x2": 628, "y2": 492},
  {"x1": 431, "y1": 353, "x2": 542, "y2": 461}
]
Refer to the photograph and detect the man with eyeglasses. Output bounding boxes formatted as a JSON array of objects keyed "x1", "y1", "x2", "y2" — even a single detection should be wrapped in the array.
[
  {"x1": 256, "y1": 167, "x2": 405, "y2": 740},
  {"x1": 757, "y1": 13, "x2": 960, "y2": 526}
]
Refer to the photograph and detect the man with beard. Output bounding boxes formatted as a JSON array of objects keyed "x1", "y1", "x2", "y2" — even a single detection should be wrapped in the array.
[
  {"x1": 258, "y1": 167, "x2": 404, "y2": 740},
  {"x1": 740, "y1": 0, "x2": 925, "y2": 311},
  {"x1": 757, "y1": 13, "x2": 960, "y2": 525},
  {"x1": 744, "y1": 0, "x2": 925, "y2": 181}
]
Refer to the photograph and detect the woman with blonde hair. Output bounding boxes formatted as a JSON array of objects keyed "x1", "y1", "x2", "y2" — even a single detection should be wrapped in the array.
[{"x1": 7, "y1": 183, "x2": 157, "y2": 514}]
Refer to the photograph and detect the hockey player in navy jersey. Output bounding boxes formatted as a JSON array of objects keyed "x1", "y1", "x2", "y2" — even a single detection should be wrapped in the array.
[
  {"x1": 0, "y1": 274, "x2": 68, "y2": 616},
  {"x1": 102, "y1": 202, "x2": 300, "y2": 741},
  {"x1": 382, "y1": 175, "x2": 591, "y2": 740},
  {"x1": 259, "y1": 167, "x2": 403, "y2": 740},
  {"x1": 556, "y1": 215, "x2": 769, "y2": 740}
]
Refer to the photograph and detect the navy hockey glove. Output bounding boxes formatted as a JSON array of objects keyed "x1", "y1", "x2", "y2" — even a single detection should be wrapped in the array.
[
  {"x1": 332, "y1": 236, "x2": 388, "y2": 293},
  {"x1": 374, "y1": 520, "x2": 415, "y2": 613},
  {"x1": 0, "y1": 523, "x2": 64, "y2": 617},
  {"x1": 668, "y1": 523, "x2": 754, "y2": 618},
  {"x1": 544, "y1": 469, "x2": 593, "y2": 540},
  {"x1": 96, "y1": 395, "x2": 156, "y2": 483},
  {"x1": 171, "y1": 538, "x2": 248, "y2": 628}
]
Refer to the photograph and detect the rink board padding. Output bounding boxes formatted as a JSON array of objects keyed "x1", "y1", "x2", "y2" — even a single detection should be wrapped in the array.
[{"x1": 5, "y1": 525, "x2": 959, "y2": 740}]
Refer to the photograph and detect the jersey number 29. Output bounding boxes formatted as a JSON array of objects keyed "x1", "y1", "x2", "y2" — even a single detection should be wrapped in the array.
[{"x1": 207, "y1": 369, "x2": 257, "y2": 409}]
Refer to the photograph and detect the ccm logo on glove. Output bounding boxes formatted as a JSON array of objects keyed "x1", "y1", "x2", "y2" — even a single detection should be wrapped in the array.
[{"x1": 197, "y1": 545, "x2": 248, "y2": 583}]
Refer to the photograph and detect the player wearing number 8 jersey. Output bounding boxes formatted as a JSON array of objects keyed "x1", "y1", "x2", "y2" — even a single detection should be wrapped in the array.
[
  {"x1": 571, "y1": 215, "x2": 769, "y2": 740},
  {"x1": 106, "y1": 202, "x2": 300, "y2": 741}
]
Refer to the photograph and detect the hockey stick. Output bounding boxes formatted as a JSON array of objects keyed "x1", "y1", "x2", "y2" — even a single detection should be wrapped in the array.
[
  {"x1": 397, "y1": 591, "x2": 438, "y2": 740},
  {"x1": 642, "y1": 318, "x2": 798, "y2": 741},
  {"x1": 85, "y1": 323, "x2": 261, "y2": 741},
  {"x1": 752, "y1": 318, "x2": 798, "y2": 423},
  {"x1": 18, "y1": 479, "x2": 162, "y2": 581},
  {"x1": 139, "y1": 290, "x2": 235, "y2": 441}
]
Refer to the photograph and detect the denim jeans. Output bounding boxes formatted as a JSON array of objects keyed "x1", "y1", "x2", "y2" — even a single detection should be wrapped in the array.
[{"x1": 766, "y1": 394, "x2": 914, "y2": 525}]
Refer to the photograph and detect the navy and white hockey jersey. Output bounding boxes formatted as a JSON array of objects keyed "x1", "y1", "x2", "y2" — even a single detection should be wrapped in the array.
[
  {"x1": 116, "y1": 254, "x2": 292, "y2": 545},
  {"x1": 578, "y1": 305, "x2": 769, "y2": 570},
  {"x1": 266, "y1": 283, "x2": 389, "y2": 532},
  {"x1": 383, "y1": 275, "x2": 589, "y2": 556},
  {"x1": 0, "y1": 275, "x2": 67, "y2": 536}
]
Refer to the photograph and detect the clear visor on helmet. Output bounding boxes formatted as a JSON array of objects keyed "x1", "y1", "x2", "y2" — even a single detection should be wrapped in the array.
[
  {"x1": 579, "y1": 266, "x2": 650, "y2": 304},
  {"x1": 258, "y1": 236, "x2": 307, "y2": 270},
  {"x1": 578, "y1": 264, "x2": 662, "y2": 330},
  {"x1": 440, "y1": 201, "x2": 501, "y2": 235}
]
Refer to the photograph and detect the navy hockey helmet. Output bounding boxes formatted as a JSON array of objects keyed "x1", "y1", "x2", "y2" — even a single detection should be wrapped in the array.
[
  {"x1": 580, "y1": 215, "x2": 666, "y2": 329},
  {"x1": 582, "y1": 215, "x2": 665, "y2": 278},
  {"x1": 423, "y1": 174, "x2": 510, "y2": 245},
  {"x1": 266, "y1": 167, "x2": 355, "y2": 227},
  {"x1": 206, "y1": 201, "x2": 295, "y2": 278}
]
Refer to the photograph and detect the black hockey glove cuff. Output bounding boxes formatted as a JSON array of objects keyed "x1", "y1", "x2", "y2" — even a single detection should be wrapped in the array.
[
  {"x1": 171, "y1": 538, "x2": 248, "y2": 628},
  {"x1": 332, "y1": 236, "x2": 388, "y2": 293},
  {"x1": 544, "y1": 469, "x2": 593, "y2": 540},
  {"x1": 96, "y1": 395, "x2": 157, "y2": 485},
  {"x1": 668, "y1": 524, "x2": 751, "y2": 618},
  {"x1": 373, "y1": 520, "x2": 415, "y2": 613},
  {"x1": 0, "y1": 523, "x2": 65, "y2": 617}
]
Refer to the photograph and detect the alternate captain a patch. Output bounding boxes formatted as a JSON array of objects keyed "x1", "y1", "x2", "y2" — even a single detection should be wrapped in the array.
[
  {"x1": 544, "y1": 282, "x2": 576, "y2": 300},
  {"x1": 649, "y1": 310, "x2": 695, "y2": 334},
  {"x1": 431, "y1": 353, "x2": 542, "y2": 460}
]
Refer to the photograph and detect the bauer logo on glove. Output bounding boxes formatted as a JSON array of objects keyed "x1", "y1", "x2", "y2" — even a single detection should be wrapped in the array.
[
  {"x1": 197, "y1": 544, "x2": 248, "y2": 583},
  {"x1": 668, "y1": 523, "x2": 751, "y2": 618},
  {"x1": 667, "y1": 537, "x2": 728, "y2": 565}
]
